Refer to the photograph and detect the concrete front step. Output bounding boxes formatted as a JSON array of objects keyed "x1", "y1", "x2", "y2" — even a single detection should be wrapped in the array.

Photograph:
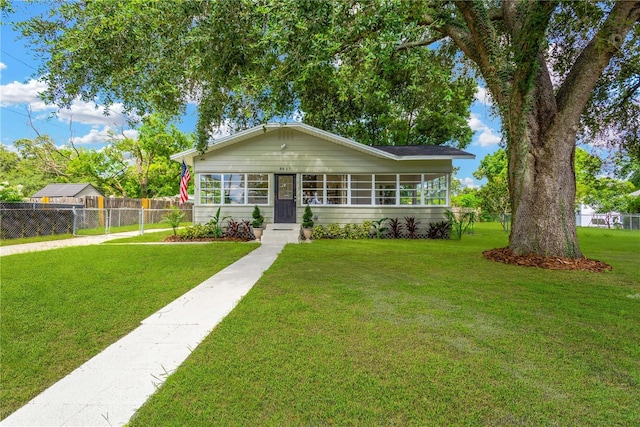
[{"x1": 261, "y1": 223, "x2": 302, "y2": 244}]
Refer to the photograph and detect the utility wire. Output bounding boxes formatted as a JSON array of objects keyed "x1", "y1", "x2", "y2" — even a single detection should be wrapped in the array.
[{"x1": 1, "y1": 49, "x2": 39, "y2": 73}]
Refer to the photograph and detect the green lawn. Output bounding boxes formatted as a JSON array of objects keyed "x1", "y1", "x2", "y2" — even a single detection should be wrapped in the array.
[
  {"x1": 129, "y1": 224, "x2": 639, "y2": 426},
  {"x1": 0, "y1": 242, "x2": 257, "y2": 419},
  {"x1": 75, "y1": 221, "x2": 191, "y2": 236},
  {"x1": 104, "y1": 229, "x2": 178, "y2": 243}
]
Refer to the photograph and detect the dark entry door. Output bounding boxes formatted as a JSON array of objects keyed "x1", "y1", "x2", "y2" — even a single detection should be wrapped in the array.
[{"x1": 274, "y1": 174, "x2": 296, "y2": 223}]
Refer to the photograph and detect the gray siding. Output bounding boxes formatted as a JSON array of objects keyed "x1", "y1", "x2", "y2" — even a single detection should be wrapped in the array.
[
  {"x1": 194, "y1": 128, "x2": 452, "y2": 174},
  {"x1": 195, "y1": 205, "x2": 448, "y2": 228}
]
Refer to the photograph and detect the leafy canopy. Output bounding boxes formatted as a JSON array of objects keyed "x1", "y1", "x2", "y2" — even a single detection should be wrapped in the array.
[
  {"x1": 3, "y1": 114, "x2": 193, "y2": 198},
  {"x1": 18, "y1": 0, "x2": 476, "y2": 152}
]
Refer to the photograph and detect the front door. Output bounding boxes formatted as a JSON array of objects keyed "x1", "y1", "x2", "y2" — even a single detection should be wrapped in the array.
[{"x1": 274, "y1": 174, "x2": 296, "y2": 223}]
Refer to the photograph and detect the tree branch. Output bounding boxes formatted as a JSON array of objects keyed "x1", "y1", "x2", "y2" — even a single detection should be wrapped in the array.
[
  {"x1": 396, "y1": 34, "x2": 445, "y2": 51},
  {"x1": 556, "y1": 1, "x2": 640, "y2": 122},
  {"x1": 619, "y1": 78, "x2": 640, "y2": 108},
  {"x1": 452, "y1": 1, "x2": 505, "y2": 103}
]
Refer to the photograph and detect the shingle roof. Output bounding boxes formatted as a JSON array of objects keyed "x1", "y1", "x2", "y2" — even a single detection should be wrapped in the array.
[
  {"x1": 371, "y1": 145, "x2": 474, "y2": 158},
  {"x1": 32, "y1": 183, "x2": 100, "y2": 198},
  {"x1": 172, "y1": 122, "x2": 476, "y2": 164}
]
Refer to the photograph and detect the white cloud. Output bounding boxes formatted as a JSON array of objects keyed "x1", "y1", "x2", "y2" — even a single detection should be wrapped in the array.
[
  {"x1": 460, "y1": 177, "x2": 479, "y2": 189},
  {"x1": 0, "y1": 78, "x2": 133, "y2": 128},
  {"x1": 122, "y1": 129, "x2": 138, "y2": 139},
  {"x1": 468, "y1": 113, "x2": 501, "y2": 147},
  {"x1": 0, "y1": 79, "x2": 49, "y2": 109},
  {"x1": 474, "y1": 86, "x2": 493, "y2": 106},
  {"x1": 0, "y1": 62, "x2": 7, "y2": 70},
  {"x1": 1, "y1": 143, "x2": 18, "y2": 153},
  {"x1": 69, "y1": 127, "x2": 113, "y2": 145},
  {"x1": 57, "y1": 101, "x2": 130, "y2": 127},
  {"x1": 209, "y1": 119, "x2": 234, "y2": 140},
  {"x1": 70, "y1": 126, "x2": 139, "y2": 146}
]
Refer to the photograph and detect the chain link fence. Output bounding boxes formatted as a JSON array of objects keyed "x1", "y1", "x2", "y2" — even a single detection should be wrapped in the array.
[
  {"x1": 576, "y1": 213, "x2": 640, "y2": 230},
  {"x1": 1, "y1": 204, "x2": 193, "y2": 240}
]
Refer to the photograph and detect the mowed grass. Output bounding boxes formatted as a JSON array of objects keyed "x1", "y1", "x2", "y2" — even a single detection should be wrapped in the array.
[
  {"x1": 104, "y1": 229, "x2": 178, "y2": 243},
  {"x1": 130, "y1": 224, "x2": 640, "y2": 426},
  {"x1": 75, "y1": 221, "x2": 191, "y2": 236},
  {"x1": 0, "y1": 242, "x2": 257, "y2": 419}
]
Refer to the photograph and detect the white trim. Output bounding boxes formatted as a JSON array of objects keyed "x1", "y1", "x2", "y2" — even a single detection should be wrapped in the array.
[
  {"x1": 198, "y1": 173, "x2": 270, "y2": 206},
  {"x1": 171, "y1": 122, "x2": 475, "y2": 164},
  {"x1": 300, "y1": 173, "x2": 450, "y2": 208}
]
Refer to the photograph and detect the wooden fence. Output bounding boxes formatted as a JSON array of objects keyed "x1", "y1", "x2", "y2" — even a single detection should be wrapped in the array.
[{"x1": 29, "y1": 196, "x2": 191, "y2": 210}]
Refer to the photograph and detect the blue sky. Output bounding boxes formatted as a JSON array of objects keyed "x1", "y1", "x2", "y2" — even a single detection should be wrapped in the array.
[{"x1": 1, "y1": 3, "x2": 501, "y2": 188}]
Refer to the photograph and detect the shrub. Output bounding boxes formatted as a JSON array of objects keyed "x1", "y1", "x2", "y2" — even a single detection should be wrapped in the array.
[
  {"x1": 251, "y1": 205, "x2": 264, "y2": 228},
  {"x1": 326, "y1": 223, "x2": 342, "y2": 238},
  {"x1": 226, "y1": 219, "x2": 240, "y2": 238},
  {"x1": 313, "y1": 222, "x2": 374, "y2": 240},
  {"x1": 371, "y1": 218, "x2": 389, "y2": 239},
  {"x1": 388, "y1": 218, "x2": 403, "y2": 238},
  {"x1": 445, "y1": 209, "x2": 475, "y2": 240},
  {"x1": 404, "y1": 216, "x2": 421, "y2": 239},
  {"x1": 360, "y1": 221, "x2": 373, "y2": 239},
  {"x1": 312, "y1": 225, "x2": 329, "y2": 240},
  {"x1": 179, "y1": 223, "x2": 214, "y2": 240},
  {"x1": 162, "y1": 207, "x2": 185, "y2": 236},
  {"x1": 206, "y1": 207, "x2": 229, "y2": 238},
  {"x1": 302, "y1": 204, "x2": 314, "y2": 228},
  {"x1": 241, "y1": 219, "x2": 252, "y2": 239},
  {"x1": 427, "y1": 221, "x2": 451, "y2": 239}
]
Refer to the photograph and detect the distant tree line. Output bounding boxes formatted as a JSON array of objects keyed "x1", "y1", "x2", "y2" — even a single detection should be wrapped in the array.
[
  {"x1": 0, "y1": 114, "x2": 193, "y2": 200},
  {"x1": 453, "y1": 148, "x2": 640, "y2": 223}
]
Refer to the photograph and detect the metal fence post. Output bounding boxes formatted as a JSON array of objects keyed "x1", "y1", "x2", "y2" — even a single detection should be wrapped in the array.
[
  {"x1": 140, "y1": 208, "x2": 144, "y2": 235},
  {"x1": 72, "y1": 207, "x2": 77, "y2": 236}
]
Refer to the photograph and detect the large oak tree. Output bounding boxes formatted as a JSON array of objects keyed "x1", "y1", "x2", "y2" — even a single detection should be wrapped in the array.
[{"x1": 16, "y1": 0, "x2": 640, "y2": 257}]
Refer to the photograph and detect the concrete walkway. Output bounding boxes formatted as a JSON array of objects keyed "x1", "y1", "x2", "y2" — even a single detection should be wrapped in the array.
[
  {"x1": 1, "y1": 231, "x2": 296, "y2": 426},
  {"x1": 0, "y1": 230, "x2": 163, "y2": 257}
]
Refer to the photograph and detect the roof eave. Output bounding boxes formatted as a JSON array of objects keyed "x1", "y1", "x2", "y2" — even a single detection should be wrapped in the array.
[
  {"x1": 395, "y1": 154, "x2": 476, "y2": 161},
  {"x1": 170, "y1": 122, "x2": 476, "y2": 163}
]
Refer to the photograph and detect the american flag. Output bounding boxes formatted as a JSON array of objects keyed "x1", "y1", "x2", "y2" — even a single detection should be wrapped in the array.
[{"x1": 179, "y1": 160, "x2": 191, "y2": 205}]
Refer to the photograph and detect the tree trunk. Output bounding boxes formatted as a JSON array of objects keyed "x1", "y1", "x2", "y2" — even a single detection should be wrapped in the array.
[
  {"x1": 507, "y1": 67, "x2": 582, "y2": 258},
  {"x1": 508, "y1": 120, "x2": 581, "y2": 258}
]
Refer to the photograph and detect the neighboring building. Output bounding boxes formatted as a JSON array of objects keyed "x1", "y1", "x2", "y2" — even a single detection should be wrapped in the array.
[
  {"x1": 172, "y1": 123, "x2": 474, "y2": 228},
  {"x1": 31, "y1": 183, "x2": 103, "y2": 204},
  {"x1": 577, "y1": 189, "x2": 640, "y2": 228}
]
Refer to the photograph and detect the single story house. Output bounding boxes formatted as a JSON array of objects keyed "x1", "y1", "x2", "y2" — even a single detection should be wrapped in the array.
[
  {"x1": 171, "y1": 123, "x2": 474, "y2": 227},
  {"x1": 31, "y1": 183, "x2": 103, "y2": 204}
]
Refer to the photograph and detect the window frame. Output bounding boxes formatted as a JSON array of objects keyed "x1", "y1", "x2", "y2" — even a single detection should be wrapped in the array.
[
  {"x1": 199, "y1": 173, "x2": 270, "y2": 206},
  {"x1": 300, "y1": 173, "x2": 450, "y2": 207}
]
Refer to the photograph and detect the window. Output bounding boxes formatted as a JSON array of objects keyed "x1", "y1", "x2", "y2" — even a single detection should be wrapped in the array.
[
  {"x1": 247, "y1": 174, "x2": 269, "y2": 204},
  {"x1": 375, "y1": 174, "x2": 397, "y2": 205},
  {"x1": 200, "y1": 173, "x2": 270, "y2": 205},
  {"x1": 350, "y1": 174, "x2": 373, "y2": 205},
  {"x1": 422, "y1": 174, "x2": 448, "y2": 205},
  {"x1": 199, "y1": 173, "x2": 450, "y2": 206},
  {"x1": 302, "y1": 173, "x2": 450, "y2": 206},
  {"x1": 326, "y1": 174, "x2": 348, "y2": 205},
  {"x1": 399, "y1": 175, "x2": 421, "y2": 205},
  {"x1": 302, "y1": 174, "x2": 324, "y2": 204},
  {"x1": 200, "y1": 174, "x2": 222, "y2": 204},
  {"x1": 224, "y1": 174, "x2": 245, "y2": 204}
]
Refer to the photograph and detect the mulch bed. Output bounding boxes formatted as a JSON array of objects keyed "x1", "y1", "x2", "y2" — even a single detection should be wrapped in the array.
[
  {"x1": 163, "y1": 236, "x2": 254, "y2": 243},
  {"x1": 483, "y1": 247, "x2": 612, "y2": 272}
]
